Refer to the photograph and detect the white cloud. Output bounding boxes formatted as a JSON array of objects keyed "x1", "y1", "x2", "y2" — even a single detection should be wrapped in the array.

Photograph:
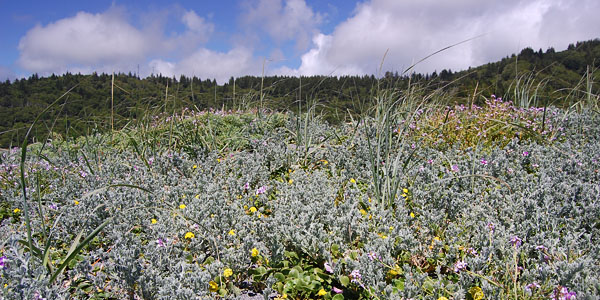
[
  {"x1": 149, "y1": 47, "x2": 261, "y2": 83},
  {"x1": 290, "y1": 0, "x2": 600, "y2": 76},
  {"x1": 241, "y1": 0, "x2": 323, "y2": 50},
  {"x1": 16, "y1": 6, "x2": 216, "y2": 77},
  {"x1": 17, "y1": 7, "x2": 153, "y2": 74}
]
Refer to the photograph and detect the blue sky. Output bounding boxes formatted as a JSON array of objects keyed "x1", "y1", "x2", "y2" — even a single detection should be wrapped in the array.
[{"x1": 1, "y1": 0, "x2": 599, "y2": 83}]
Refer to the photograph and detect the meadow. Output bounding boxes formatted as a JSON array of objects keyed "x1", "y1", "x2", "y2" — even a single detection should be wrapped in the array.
[{"x1": 1, "y1": 78, "x2": 599, "y2": 300}]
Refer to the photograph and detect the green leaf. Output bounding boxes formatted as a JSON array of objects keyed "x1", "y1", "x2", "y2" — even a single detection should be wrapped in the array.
[
  {"x1": 339, "y1": 275, "x2": 350, "y2": 287},
  {"x1": 332, "y1": 294, "x2": 345, "y2": 300},
  {"x1": 274, "y1": 272, "x2": 285, "y2": 282}
]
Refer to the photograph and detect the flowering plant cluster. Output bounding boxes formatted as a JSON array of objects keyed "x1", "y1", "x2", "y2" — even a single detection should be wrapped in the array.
[{"x1": 0, "y1": 97, "x2": 599, "y2": 299}]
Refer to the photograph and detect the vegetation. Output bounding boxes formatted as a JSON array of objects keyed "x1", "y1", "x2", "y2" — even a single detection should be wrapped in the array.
[
  {"x1": 1, "y1": 39, "x2": 599, "y2": 148},
  {"x1": 0, "y1": 39, "x2": 599, "y2": 299}
]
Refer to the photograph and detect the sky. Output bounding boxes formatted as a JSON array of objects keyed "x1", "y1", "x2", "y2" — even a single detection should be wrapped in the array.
[{"x1": 1, "y1": 0, "x2": 599, "y2": 83}]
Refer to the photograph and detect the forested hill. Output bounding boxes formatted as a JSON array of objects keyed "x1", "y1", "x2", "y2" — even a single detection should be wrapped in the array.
[{"x1": 1, "y1": 39, "x2": 599, "y2": 148}]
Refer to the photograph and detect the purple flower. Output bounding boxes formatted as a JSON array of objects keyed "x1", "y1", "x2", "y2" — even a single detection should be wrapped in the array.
[
  {"x1": 367, "y1": 251, "x2": 379, "y2": 261},
  {"x1": 451, "y1": 164, "x2": 459, "y2": 172},
  {"x1": 0, "y1": 256, "x2": 7, "y2": 269},
  {"x1": 487, "y1": 222, "x2": 495, "y2": 233},
  {"x1": 480, "y1": 158, "x2": 488, "y2": 165},
  {"x1": 49, "y1": 203, "x2": 58, "y2": 210},
  {"x1": 525, "y1": 282, "x2": 540, "y2": 294},
  {"x1": 156, "y1": 238, "x2": 166, "y2": 247},
  {"x1": 79, "y1": 170, "x2": 87, "y2": 178},
  {"x1": 350, "y1": 269, "x2": 362, "y2": 283},
  {"x1": 243, "y1": 182, "x2": 250, "y2": 190},
  {"x1": 535, "y1": 245, "x2": 548, "y2": 251},
  {"x1": 453, "y1": 261, "x2": 467, "y2": 272},
  {"x1": 332, "y1": 287, "x2": 343, "y2": 294},
  {"x1": 256, "y1": 186, "x2": 267, "y2": 195},
  {"x1": 466, "y1": 247, "x2": 478, "y2": 256},
  {"x1": 522, "y1": 151, "x2": 529, "y2": 157},
  {"x1": 553, "y1": 286, "x2": 577, "y2": 300},
  {"x1": 324, "y1": 262, "x2": 333, "y2": 273},
  {"x1": 510, "y1": 236, "x2": 523, "y2": 248}
]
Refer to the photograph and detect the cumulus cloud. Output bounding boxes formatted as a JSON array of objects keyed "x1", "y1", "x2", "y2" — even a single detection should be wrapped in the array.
[
  {"x1": 149, "y1": 47, "x2": 261, "y2": 83},
  {"x1": 290, "y1": 0, "x2": 600, "y2": 76},
  {"x1": 16, "y1": 6, "x2": 216, "y2": 76},
  {"x1": 241, "y1": 0, "x2": 323, "y2": 51},
  {"x1": 17, "y1": 7, "x2": 153, "y2": 74}
]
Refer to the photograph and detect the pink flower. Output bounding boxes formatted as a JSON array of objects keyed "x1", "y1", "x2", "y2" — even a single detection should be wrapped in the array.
[
  {"x1": 332, "y1": 287, "x2": 343, "y2": 294},
  {"x1": 324, "y1": 262, "x2": 333, "y2": 273}
]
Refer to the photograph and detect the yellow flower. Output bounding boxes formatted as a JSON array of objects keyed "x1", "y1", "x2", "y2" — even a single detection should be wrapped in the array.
[
  {"x1": 13, "y1": 208, "x2": 20, "y2": 213},
  {"x1": 359, "y1": 209, "x2": 367, "y2": 216},
  {"x1": 350, "y1": 178, "x2": 356, "y2": 184},
  {"x1": 403, "y1": 188, "x2": 409, "y2": 194},
  {"x1": 251, "y1": 248, "x2": 259, "y2": 257},
  {"x1": 249, "y1": 206, "x2": 257, "y2": 213},
  {"x1": 195, "y1": 194, "x2": 200, "y2": 199},
  {"x1": 317, "y1": 288, "x2": 327, "y2": 296},
  {"x1": 193, "y1": 164, "x2": 197, "y2": 169},
  {"x1": 208, "y1": 281, "x2": 219, "y2": 292},
  {"x1": 179, "y1": 204, "x2": 186, "y2": 209},
  {"x1": 151, "y1": 218, "x2": 157, "y2": 224},
  {"x1": 288, "y1": 179, "x2": 293, "y2": 184},
  {"x1": 410, "y1": 212, "x2": 415, "y2": 218},
  {"x1": 223, "y1": 268, "x2": 233, "y2": 277},
  {"x1": 378, "y1": 233, "x2": 388, "y2": 239},
  {"x1": 469, "y1": 286, "x2": 484, "y2": 300},
  {"x1": 438, "y1": 297, "x2": 449, "y2": 300},
  {"x1": 228, "y1": 229, "x2": 236, "y2": 236},
  {"x1": 74, "y1": 200, "x2": 80, "y2": 205},
  {"x1": 217, "y1": 158, "x2": 221, "y2": 163},
  {"x1": 184, "y1": 232, "x2": 195, "y2": 239}
]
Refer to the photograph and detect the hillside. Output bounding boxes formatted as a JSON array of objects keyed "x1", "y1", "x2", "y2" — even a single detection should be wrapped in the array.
[{"x1": 0, "y1": 39, "x2": 598, "y2": 148}]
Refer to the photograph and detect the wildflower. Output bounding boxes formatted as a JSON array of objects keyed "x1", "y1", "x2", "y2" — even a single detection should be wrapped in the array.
[
  {"x1": 350, "y1": 178, "x2": 356, "y2": 184},
  {"x1": 453, "y1": 261, "x2": 467, "y2": 272},
  {"x1": 332, "y1": 287, "x2": 343, "y2": 294},
  {"x1": 249, "y1": 206, "x2": 257, "y2": 213},
  {"x1": 195, "y1": 194, "x2": 200, "y2": 199},
  {"x1": 469, "y1": 286, "x2": 484, "y2": 300},
  {"x1": 438, "y1": 297, "x2": 449, "y2": 300},
  {"x1": 317, "y1": 289, "x2": 327, "y2": 296},
  {"x1": 359, "y1": 209, "x2": 367, "y2": 216},
  {"x1": 523, "y1": 151, "x2": 529, "y2": 157},
  {"x1": 553, "y1": 286, "x2": 576, "y2": 300},
  {"x1": 208, "y1": 281, "x2": 219, "y2": 292},
  {"x1": 525, "y1": 282, "x2": 540, "y2": 294},
  {"x1": 466, "y1": 247, "x2": 478, "y2": 256},
  {"x1": 223, "y1": 268, "x2": 233, "y2": 277},
  {"x1": 179, "y1": 204, "x2": 186, "y2": 209},
  {"x1": 184, "y1": 232, "x2": 195, "y2": 239},
  {"x1": 256, "y1": 186, "x2": 267, "y2": 195},
  {"x1": 49, "y1": 203, "x2": 58, "y2": 210},
  {"x1": 350, "y1": 269, "x2": 362, "y2": 284},
  {"x1": 510, "y1": 236, "x2": 523, "y2": 248},
  {"x1": 367, "y1": 251, "x2": 379, "y2": 261},
  {"x1": 156, "y1": 238, "x2": 166, "y2": 247},
  {"x1": 324, "y1": 262, "x2": 333, "y2": 273},
  {"x1": 487, "y1": 222, "x2": 495, "y2": 233},
  {"x1": 535, "y1": 245, "x2": 548, "y2": 251},
  {"x1": 410, "y1": 212, "x2": 415, "y2": 218},
  {"x1": 151, "y1": 218, "x2": 157, "y2": 224},
  {"x1": 251, "y1": 248, "x2": 259, "y2": 257},
  {"x1": 79, "y1": 170, "x2": 87, "y2": 178},
  {"x1": 480, "y1": 158, "x2": 488, "y2": 165},
  {"x1": 74, "y1": 200, "x2": 80, "y2": 205},
  {"x1": 451, "y1": 164, "x2": 459, "y2": 172},
  {"x1": 192, "y1": 164, "x2": 197, "y2": 169},
  {"x1": 0, "y1": 256, "x2": 7, "y2": 269},
  {"x1": 403, "y1": 188, "x2": 409, "y2": 194},
  {"x1": 228, "y1": 229, "x2": 236, "y2": 236},
  {"x1": 243, "y1": 182, "x2": 250, "y2": 190},
  {"x1": 13, "y1": 208, "x2": 20, "y2": 213},
  {"x1": 288, "y1": 179, "x2": 293, "y2": 184}
]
